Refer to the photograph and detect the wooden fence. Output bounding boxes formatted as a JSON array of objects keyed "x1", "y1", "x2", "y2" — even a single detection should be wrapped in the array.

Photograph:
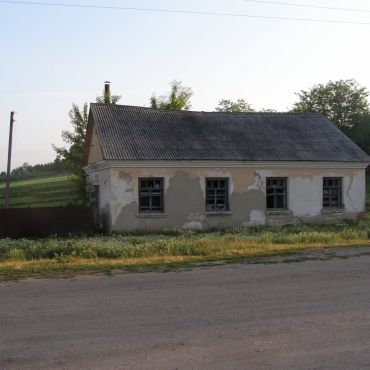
[{"x1": 0, "y1": 207, "x2": 96, "y2": 238}]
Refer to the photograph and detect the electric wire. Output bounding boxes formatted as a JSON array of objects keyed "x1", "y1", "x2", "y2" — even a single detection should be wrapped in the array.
[
  {"x1": 0, "y1": 0, "x2": 370, "y2": 25},
  {"x1": 244, "y1": 0, "x2": 370, "y2": 14}
]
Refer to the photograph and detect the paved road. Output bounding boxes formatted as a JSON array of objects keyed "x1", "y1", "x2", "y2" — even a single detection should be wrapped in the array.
[{"x1": 1, "y1": 248, "x2": 370, "y2": 370}]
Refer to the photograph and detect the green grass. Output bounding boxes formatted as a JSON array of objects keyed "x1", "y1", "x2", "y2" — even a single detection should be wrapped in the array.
[
  {"x1": 1, "y1": 221, "x2": 370, "y2": 280},
  {"x1": 0, "y1": 172, "x2": 78, "y2": 208}
]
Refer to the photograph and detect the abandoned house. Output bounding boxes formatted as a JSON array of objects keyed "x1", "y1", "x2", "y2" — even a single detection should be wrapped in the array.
[{"x1": 83, "y1": 103, "x2": 370, "y2": 232}]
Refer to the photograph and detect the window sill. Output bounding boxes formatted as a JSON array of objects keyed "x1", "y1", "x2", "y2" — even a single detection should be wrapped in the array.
[
  {"x1": 321, "y1": 207, "x2": 345, "y2": 214},
  {"x1": 136, "y1": 213, "x2": 168, "y2": 218},
  {"x1": 205, "y1": 211, "x2": 232, "y2": 216},
  {"x1": 266, "y1": 209, "x2": 291, "y2": 215}
]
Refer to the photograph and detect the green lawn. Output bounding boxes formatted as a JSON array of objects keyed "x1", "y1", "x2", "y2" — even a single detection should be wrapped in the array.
[{"x1": 0, "y1": 172, "x2": 78, "y2": 208}]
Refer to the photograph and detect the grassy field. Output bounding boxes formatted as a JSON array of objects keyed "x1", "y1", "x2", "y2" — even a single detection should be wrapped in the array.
[{"x1": 0, "y1": 172, "x2": 78, "y2": 208}]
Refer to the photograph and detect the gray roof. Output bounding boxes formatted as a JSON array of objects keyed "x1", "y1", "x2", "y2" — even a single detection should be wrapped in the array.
[{"x1": 89, "y1": 103, "x2": 370, "y2": 162}]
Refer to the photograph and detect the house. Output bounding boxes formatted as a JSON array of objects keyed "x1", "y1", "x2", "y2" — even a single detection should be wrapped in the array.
[{"x1": 83, "y1": 103, "x2": 370, "y2": 233}]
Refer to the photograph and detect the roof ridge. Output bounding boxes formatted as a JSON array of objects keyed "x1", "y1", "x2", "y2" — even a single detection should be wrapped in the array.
[{"x1": 90, "y1": 103, "x2": 323, "y2": 115}]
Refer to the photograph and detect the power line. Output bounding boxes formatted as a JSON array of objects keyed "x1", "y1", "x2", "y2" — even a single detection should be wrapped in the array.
[
  {"x1": 244, "y1": 0, "x2": 370, "y2": 14},
  {"x1": 0, "y1": 0, "x2": 370, "y2": 25}
]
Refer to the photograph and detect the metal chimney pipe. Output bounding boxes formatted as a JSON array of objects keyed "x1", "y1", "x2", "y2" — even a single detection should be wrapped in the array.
[{"x1": 104, "y1": 81, "x2": 111, "y2": 95}]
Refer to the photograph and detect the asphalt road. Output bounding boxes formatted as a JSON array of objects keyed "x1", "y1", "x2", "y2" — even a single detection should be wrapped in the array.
[{"x1": 1, "y1": 248, "x2": 370, "y2": 370}]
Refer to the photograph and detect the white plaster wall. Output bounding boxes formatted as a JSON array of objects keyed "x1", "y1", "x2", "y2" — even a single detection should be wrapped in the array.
[
  {"x1": 288, "y1": 176, "x2": 322, "y2": 217},
  {"x1": 257, "y1": 169, "x2": 366, "y2": 217},
  {"x1": 87, "y1": 169, "x2": 112, "y2": 212},
  {"x1": 344, "y1": 169, "x2": 366, "y2": 213}
]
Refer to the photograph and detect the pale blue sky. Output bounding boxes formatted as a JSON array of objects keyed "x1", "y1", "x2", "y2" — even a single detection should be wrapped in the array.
[{"x1": 1, "y1": 0, "x2": 370, "y2": 171}]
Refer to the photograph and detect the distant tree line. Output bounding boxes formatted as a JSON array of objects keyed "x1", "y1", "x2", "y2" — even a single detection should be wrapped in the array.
[{"x1": 0, "y1": 158, "x2": 69, "y2": 179}]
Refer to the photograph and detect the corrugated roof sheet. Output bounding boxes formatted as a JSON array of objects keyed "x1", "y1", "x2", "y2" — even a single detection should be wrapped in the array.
[{"x1": 90, "y1": 103, "x2": 370, "y2": 162}]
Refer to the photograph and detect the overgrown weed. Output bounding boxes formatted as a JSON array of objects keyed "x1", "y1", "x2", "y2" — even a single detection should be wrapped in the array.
[{"x1": 1, "y1": 220, "x2": 369, "y2": 263}]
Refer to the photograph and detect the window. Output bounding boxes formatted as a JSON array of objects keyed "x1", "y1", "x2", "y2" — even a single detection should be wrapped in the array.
[
  {"x1": 206, "y1": 178, "x2": 229, "y2": 212},
  {"x1": 139, "y1": 178, "x2": 164, "y2": 213},
  {"x1": 266, "y1": 178, "x2": 287, "y2": 209},
  {"x1": 323, "y1": 178, "x2": 342, "y2": 208}
]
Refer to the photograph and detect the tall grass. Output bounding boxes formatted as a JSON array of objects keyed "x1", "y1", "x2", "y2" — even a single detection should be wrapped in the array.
[{"x1": 1, "y1": 221, "x2": 369, "y2": 263}]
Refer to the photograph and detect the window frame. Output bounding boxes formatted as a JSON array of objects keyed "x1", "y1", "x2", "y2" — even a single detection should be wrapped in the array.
[
  {"x1": 205, "y1": 177, "x2": 230, "y2": 212},
  {"x1": 138, "y1": 177, "x2": 164, "y2": 214},
  {"x1": 323, "y1": 177, "x2": 343, "y2": 208},
  {"x1": 266, "y1": 177, "x2": 288, "y2": 210}
]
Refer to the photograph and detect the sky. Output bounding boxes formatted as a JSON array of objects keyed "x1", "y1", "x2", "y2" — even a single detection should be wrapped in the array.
[{"x1": 1, "y1": 0, "x2": 370, "y2": 171}]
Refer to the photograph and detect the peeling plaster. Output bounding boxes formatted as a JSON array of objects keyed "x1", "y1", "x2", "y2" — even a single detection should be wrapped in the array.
[
  {"x1": 84, "y1": 166, "x2": 367, "y2": 232},
  {"x1": 182, "y1": 221, "x2": 203, "y2": 230},
  {"x1": 249, "y1": 210, "x2": 266, "y2": 225},
  {"x1": 248, "y1": 171, "x2": 263, "y2": 191},
  {"x1": 198, "y1": 170, "x2": 235, "y2": 195}
]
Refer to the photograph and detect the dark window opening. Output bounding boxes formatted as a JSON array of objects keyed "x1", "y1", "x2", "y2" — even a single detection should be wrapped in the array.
[
  {"x1": 323, "y1": 178, "x2": 342, "y2": 208},
  {"x1": 266, "y1": 178, "x2": 287, "y2": 210},
  {"x1": 139, "y1": 178, "x2": 164, "y2": 213},
  {"x1": 206, "y1": 178, "x2": 229, "y2": 212}
]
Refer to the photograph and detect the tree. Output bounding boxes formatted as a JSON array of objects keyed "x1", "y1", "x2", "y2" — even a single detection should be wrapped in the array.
[
  {"x1": 215, "y1": 99, "x2": 255, "y2": 113},
  {"x1": 345, "y1": 114, "x2": 370, "y2": 154},
  {"x1": 11, "y1": 163, "x2": 33, "y2": 176},
  {"x1": 292, "y1": 79, "x2": 369, "y2": 131},
  {"x1": 260, "y1": 108, "x2": 278, "y2": 113},
  {"x1": 54, "y1": 83, "x2": 122, "y2": 204},
  {"x1": 9, "y1": 159, "x2": 69, "y2": 177},
  {"x1": 150, "y1": 80, "x2": 193, "y2": 110},
  {"x1": 53, "y1": 103, "x2": 89, "y2": 204}
]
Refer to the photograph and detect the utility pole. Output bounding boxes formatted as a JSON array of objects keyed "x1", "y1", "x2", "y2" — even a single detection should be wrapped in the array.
[{"x1": 4, "y1": 112, "x2": 15, "y2": 208}]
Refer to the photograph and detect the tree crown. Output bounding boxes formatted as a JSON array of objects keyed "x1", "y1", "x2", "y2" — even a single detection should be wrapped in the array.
[
  {"x1": 215, "y1": 99, "x2": 255, "y2": 113},
  {"x1": 292, "y1": 79, "x2": 369, "y2": 130},
  {"x1": 150, "y1": 80, "x2": 193, "y2": 110}
]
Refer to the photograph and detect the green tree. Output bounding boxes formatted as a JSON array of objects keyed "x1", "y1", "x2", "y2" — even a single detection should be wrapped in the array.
[
  {"x1": 54, "y1": 84, "x2": 122, "y2": 204},
  {"x1": 346, "y1": 114, "x2": 370, "y2": 154},
  {"x1": 292, "y1": 79, "x2": 369, "y2": 131},
  {"x1": 53, "y1": 103, "x2": 89, "y2": 204},
  {"x1": 215, "y1": 99, "x2": 255, "y2": 112},
  {"x1": 150, "y1": 80, "x2": 193, "y2": 110},
  {"x1": 260, "y1": 108, "x2": 278, "y2": 113}
]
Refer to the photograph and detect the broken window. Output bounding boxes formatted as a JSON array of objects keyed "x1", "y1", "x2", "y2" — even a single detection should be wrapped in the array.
[
  {"x1": 323, "y1": 178, "x2": 342, "y2": 208},
  {"x1": 139, "y1": 178, "x2": 164, "y2": 213},
  {"x1": 266, "y1": 178, "x2": 287, "y2": 209},
  {"x1": 206, "y1": 178, "x2": 229, "y2": 212}
]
